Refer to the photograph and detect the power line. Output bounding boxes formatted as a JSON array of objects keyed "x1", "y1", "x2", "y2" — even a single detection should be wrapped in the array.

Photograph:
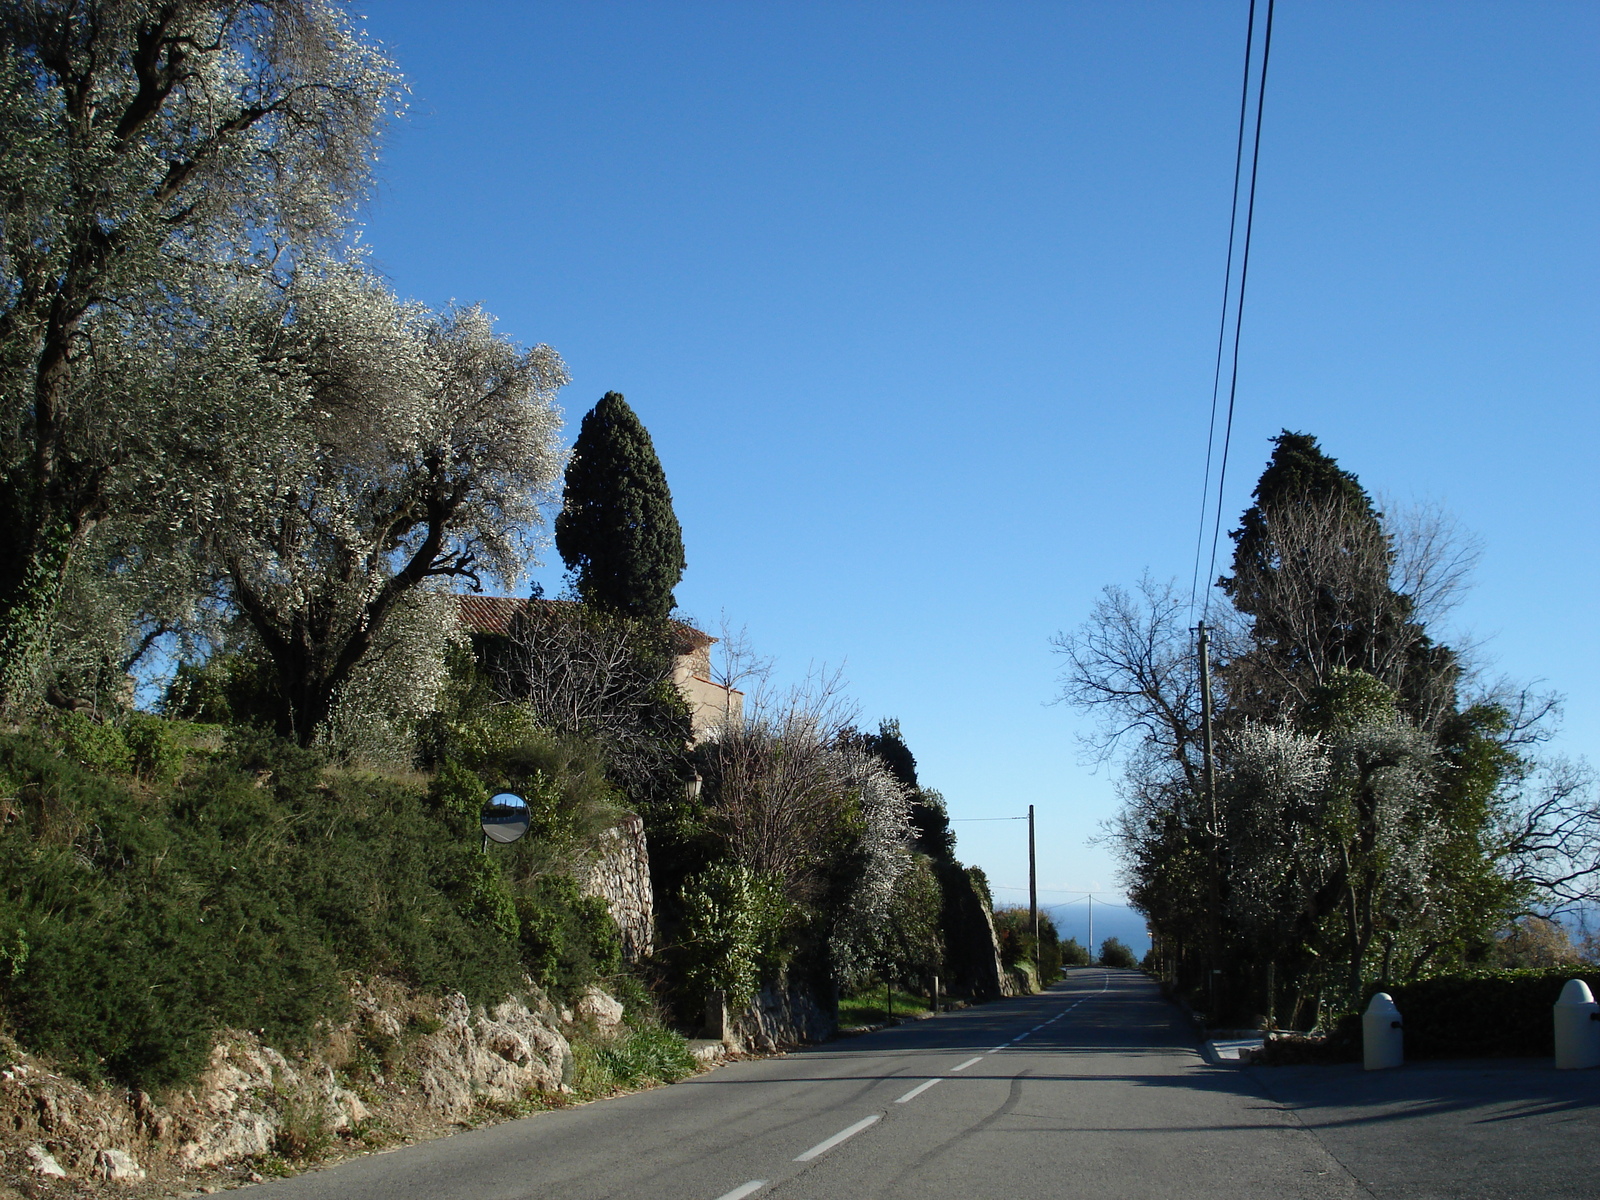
[
  {"x1": 1192, "y1": 0, "x2": 1277, "y2": 621},
  {"x1": 1190, "y1": 0, "x2": 1259, "y2": 614},
  {"x1": 1206, "y1": 0, "x2": 1276, "y2": 618}
]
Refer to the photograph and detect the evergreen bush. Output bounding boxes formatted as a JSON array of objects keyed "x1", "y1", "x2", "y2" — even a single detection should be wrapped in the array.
[
  {"x1": 1060, "y1": 937, "x2": 1091, "y2": 967},
  {"x1": 515, "y1": 874, "x2": 623, "y2": 1001},
  {"x1": 0, "y1": 723, "x2": 625, "y2": 1089}
]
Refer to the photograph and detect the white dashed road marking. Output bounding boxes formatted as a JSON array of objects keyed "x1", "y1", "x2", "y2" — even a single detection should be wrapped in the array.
[
  {"x1": 895, "y1": 1079, "x2": 941, "y2": 1104},
  {"x1": 794, "y1": 1114, "x2": 882, "y2": 1162}
]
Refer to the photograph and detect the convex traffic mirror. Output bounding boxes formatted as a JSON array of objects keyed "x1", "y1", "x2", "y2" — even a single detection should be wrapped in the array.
[{"x1": 481, "y1": 792, "x2": 530, "y2": 844}]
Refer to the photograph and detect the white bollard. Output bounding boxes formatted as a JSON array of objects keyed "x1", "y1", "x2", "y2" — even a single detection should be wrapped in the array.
[
  {"x1": 1363, "y1": 992, "x2": 1404, "y2": 1070},
  {"x1": 1552, "y1": 979, "x2": 1600, "y2": 1069}
]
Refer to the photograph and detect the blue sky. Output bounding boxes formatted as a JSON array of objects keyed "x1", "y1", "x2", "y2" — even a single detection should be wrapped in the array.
[{"x1": 356, "y1": 1, "x2": 1598, "y2": 952}]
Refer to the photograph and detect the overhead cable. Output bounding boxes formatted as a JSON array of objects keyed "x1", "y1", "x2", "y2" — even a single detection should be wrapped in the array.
[{"x1": 1190, "y1": 0, "x2": 1276, "y2": 620}]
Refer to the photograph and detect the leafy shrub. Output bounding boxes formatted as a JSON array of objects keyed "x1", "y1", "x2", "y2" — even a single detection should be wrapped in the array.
[
  {"x1": 1060, "y1": 937, "x2": 1091, "y2": 967},
  {"x1": 1379, "y1": 969, "x2": 1600, "y2": 1059},
  {"x1": 429, "y1": 759, "x2": 489, "y2": 832},
  {"x1": 0, "y1": 730, "x2": 532, "y2": 1089},
  {"x1": 991, "y1": 907, "x2": 1063, "y2": 984},
  {"x1": 677, "y1": 862, "x2": 791, "y2": 1007},
  {"x1": 424, "y1": 706, "x2": 618, "y2": 857},
  {"x1": 515, "y1": 874, "x2": 622, "y2": 1000},
  {"x1": 51, "y1": 710, "x2": 132, "y2": 773},
  {"x1": 879, "y1": 853, "x2": 944, "y2": 986},
  {"x1": 452, "y1": 854, "x2": 521, "y2": 941},
  {"x1": 122, "y1": 712, "x2": 188, "y2": 783},
  {"x1": 1099, "y1": 937, "x2": 1137, "y2": 969},
  {"x1": 161, "y1": 653, "x2": 281, "y2": 728}
]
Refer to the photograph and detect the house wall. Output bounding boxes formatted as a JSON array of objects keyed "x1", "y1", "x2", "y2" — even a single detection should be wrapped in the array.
[{"x1": 675, "y1": 670, "x2": 744, "y2": 741}]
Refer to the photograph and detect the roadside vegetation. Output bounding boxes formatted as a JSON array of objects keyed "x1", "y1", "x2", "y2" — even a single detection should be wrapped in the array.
[
  {"x1": 837, "y1": 985, "x2": 935, "y2": 1028},
  {"x1": 1056, "y1": 431, "x2": 1600, "y2": 1039},
  {"x1": 0, "y1": 5, "x2": 1017, "y2": 1160}
]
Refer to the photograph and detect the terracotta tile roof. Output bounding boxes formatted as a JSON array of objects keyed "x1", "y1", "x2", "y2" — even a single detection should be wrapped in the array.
[
  {"x1": 455, "y1": 594, "x2": 530, "y2": 635},
  {"x1": 453, "y1": 595, "x2": 713, "y2": 652}
]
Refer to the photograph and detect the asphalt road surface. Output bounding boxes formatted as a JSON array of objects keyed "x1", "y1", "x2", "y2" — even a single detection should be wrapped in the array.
[{"x1": 253, "y1": 968, "x2": 1598, "y2": 1200}]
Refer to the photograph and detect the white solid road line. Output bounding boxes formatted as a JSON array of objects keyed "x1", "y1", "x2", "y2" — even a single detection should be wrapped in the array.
[
  {"x1": 895, "y1": 1079, "x2": 942, "y2": 1104},
  {"x1": 794, "y1": 1114, "x2": 882, "y2": 1162},
  {"x1": 989, "y1": 1044, "x2": 1008, "y2": 1053},
  {"x1": 950, "y1": 1056, "x2": 983, "y2": 1071},
  {"x1": 712, "y1": 1182, "x2": 766, "y2": 1200}
]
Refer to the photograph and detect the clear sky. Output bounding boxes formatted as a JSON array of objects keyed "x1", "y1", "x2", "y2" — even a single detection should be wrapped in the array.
[{"x1": 354, "y1": 1, "x2": 1597, "y2": 952}]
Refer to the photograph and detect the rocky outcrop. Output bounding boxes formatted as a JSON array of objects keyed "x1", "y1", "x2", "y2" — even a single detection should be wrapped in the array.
[
  {"x1": 410, "y1": 992, "x2": 573, "y2": 1122},
  {"x1": 575, "y1": 985, "x2": 625, "y2": 1031},
  {"x1": 0, "y1": 1060, "x2": 141, "y2": 1181},
  {"x1": 0, "y1": 978, "x2": 585, "y2": 1187},
  {"x1": 160, "y1": 1036, "x2": 368, "y2": 1169},
  {"x1": 1003, "y1": 960, "x2": 1041, "y2": 998},
  {"x1": 938, "y1": 866, "x2": 1010, "y2": 1001},
  {"x1": 577, "y1": 814, "x2": 654, "y2": 960}
]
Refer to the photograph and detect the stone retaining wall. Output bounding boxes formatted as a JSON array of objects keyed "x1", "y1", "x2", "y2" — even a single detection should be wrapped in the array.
[
  {"x1": 729, "y1": 975, "x2": 837, "y2": 1052},
  {"x1": 577, "y1": 814, "x2": 654, "y2": 960}
]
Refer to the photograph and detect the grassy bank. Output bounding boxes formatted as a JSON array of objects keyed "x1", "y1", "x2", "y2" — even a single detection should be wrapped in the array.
[{"x1": 838, "y1": 986, "x2": 934, "y2": 1026}]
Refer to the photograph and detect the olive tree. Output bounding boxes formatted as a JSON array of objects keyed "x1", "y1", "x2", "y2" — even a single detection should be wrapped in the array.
[
  {"x1": 191, "y1": 257, "x2": 566, "y2": 744},
  {"x1": 0, "y1": 0, "x2": 403, "y2": 713}
]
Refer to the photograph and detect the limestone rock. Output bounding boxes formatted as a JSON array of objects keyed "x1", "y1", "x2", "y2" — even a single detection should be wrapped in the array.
[
  {"x1": 97, "y1": 1148, "x2": 146, "y2": 1183},
  {"x1": 25, "y1": 1144, "x2": 67, "y2": 1177},
  {"x1": 412, "y1": 992, "x2": 573, "y2": 1121},
  {"x1": 168, "y1": 1034, "x2": 368, "y2": 1168},
  {"x1": 576, "y1": 985, "x2": 624, "y2": 1030},
  {"x1": 176, "y1": 1111, "x2": 276, "y2": 1169},
  {"x1": 686, "y1": 1040, "x2": 727, "y2": 1067},
  {"x1": 0, "y1": 979, "x2": 574, "y2": 1176},
  {"x1": 0, "y1": 1059, "x2": 138, "y2": 1169}
]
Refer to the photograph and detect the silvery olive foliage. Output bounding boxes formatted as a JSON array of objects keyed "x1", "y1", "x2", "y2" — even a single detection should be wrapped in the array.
[
  {"x1": 700, "y1": 679, "x2": 912, "y2": 896},
  {"x1": 188, "y1": 255, "x2": 568, "y2": 743},
  {"x1": 316, "y1": 584, "x2": 467, "y2": 764},
  {"x1": 0, "y1": 0, "x2": 405, "y2": 713},
  {"x1": 1219, "y1": 721, "x2": 1332, "y2": 956},
  {"x1": 1220, "y1": 715, "x2": 1444, "y2": 1003},
  {"x1": 827, "y1": 744, "x2": 917, "y2": 989}
]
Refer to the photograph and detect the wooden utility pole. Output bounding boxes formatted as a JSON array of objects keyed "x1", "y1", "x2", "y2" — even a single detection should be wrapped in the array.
[
  {"x1": 1198, "y1": 622, "x2": 1216, "y2": 830},
  {"x1": 1198, "y1": 620, "x2": 1221, "y2": 1015},
  {"x1": 1028, "y1": 804, "x2": 1038, "y2": 945}
]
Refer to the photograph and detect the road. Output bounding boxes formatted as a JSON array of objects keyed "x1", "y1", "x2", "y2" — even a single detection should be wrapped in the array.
[{"x1": 254, "y1": 968, "x2": 1597, "y2": 1199}]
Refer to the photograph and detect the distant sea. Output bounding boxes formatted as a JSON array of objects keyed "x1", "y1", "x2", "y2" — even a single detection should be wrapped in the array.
[{"x1": 1048, "y1": 902, "x2": 1149, "y2": 960}]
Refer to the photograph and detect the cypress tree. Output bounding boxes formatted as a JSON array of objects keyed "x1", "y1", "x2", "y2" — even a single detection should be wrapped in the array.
[
  {"x1": 555, "y1": 392, "x2": 686, "y2": 620},
  {"x1": 1223, "y1": 429, "x2": 1378, "y2": 614},
  {"x1": 1221, "y1": 430, "x2": 1456, "y2": 726}
]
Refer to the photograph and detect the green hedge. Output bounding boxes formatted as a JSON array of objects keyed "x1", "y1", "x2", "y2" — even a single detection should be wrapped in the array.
[{"x1": 1380, "y1": 969, "x2": 1600, "y2": 1059}]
